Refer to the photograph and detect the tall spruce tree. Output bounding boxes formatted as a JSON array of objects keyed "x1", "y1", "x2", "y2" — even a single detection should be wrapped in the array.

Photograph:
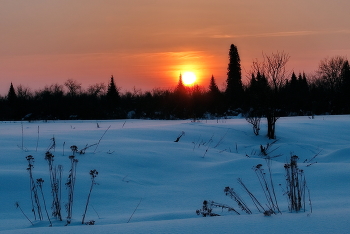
[
  {"x1": 7, "y1": 82, "x2": 17, "y2": 104},
  {"x1": 207, "y1": 75, "x2": 222, "y2": 114},
  {"x1": 106, "y1": 75, "x2": 120, "y2": 112},
  {"x1": 208, "y1": 75, "x2": 220, "y2": 95},
  {"x1": 173, "y1": 74, "x2": 188, "y2": 118},
  {"x1": 247, "y1": 71, "x2": 270, "y2": 112},
  {"x1": 225, "y1": 44, "x2": 243, "y2": 108},
  {"x1": 174, "y1": 73, "x2": 186, "y2": 95}
]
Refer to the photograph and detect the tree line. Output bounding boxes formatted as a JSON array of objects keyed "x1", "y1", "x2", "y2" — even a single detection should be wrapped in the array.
[{"x1": 1, "y1": 44, "x2": 350, "y2": 128}]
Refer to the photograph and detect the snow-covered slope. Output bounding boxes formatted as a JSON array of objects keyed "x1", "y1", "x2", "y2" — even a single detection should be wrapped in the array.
[{"x1": 0, "y1": 116, "x2": 349, "y2": 233}]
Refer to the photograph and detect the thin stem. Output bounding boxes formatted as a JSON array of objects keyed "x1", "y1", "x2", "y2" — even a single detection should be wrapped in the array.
[
  {"x1": 94, "y1": 125, "x2": 111, "y2": 153},
  {"x1": 15, "y1": 202, "x2": 34, "y2": 226},
  {"x1": 127, "y1": 198, "x2": 143, "y2": 223},
  {"x1": 36, "y1": 126, "x2": 39, "y2": 152},
  {"x1": 37, "y1": 179, "x2": 52, "y2": 227}
]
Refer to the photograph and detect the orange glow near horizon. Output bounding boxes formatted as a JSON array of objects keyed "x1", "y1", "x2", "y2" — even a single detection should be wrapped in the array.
[
  {"x1": 166, "y1": 55, "x2": 210, "y2": 88},
  {"x1": 1, "y1": 1, "x2": 349, "y2": 95},
  {"x1": 182, "y1": 71, "x2": 197, "y2": 86}
]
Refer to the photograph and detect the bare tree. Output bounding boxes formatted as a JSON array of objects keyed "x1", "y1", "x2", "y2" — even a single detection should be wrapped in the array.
[
  {"x1": 250, "y1": 51, "x2": 290, "y2": 139},
  {"x1": 263, "y1": 51, "x2": 290, "y2": 92},
  {"x1": 264, "y1": 51, "x2": 290, "y2": 139},
  {"x1": 317, "y1": 56, "x2": 347, "y2": 92},
  {"x1": 16, "y1": 85, "x2": 33, "y2": 99},
  {"x1": 64, "y1": 79, "x2": 82, "y2": 96},
  {"x1": 87, "y1": 83, "x2": 106, "y2": 96},
  {"x1": 245, "y1": 108, "x2": 262, "y2": 136},
  {"x1": 50, "y1": 83, "x2": 64, "y2": 95}
]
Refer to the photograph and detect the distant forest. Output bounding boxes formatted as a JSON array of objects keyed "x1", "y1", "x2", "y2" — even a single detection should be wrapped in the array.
[{"x1": 1, "y1": 44, "x2": 350, "y2": 121}]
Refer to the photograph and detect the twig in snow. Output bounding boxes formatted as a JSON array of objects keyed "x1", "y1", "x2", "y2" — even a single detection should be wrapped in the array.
[
  {"x1": 174, "y1": 131, "x2": 185, "y2": 142},
  {"x1": 15, "y1": 202, "x2": 33, "y2": 226},
  {"x1": 94, "y1": 125, "x2": 111, "y2": 153},
  {"x1": 213, "y1": 130, "x2": 229, "y2": 148},
  {"x1": 91, "y1": 204, "x2": 101, "y2": 219},
  {"x1": 21, "y1": 122, "x2": 24, "y2": 150},
  {"x1": 127, "y1": 198, "x2": 143, "y2": 223},
  {"x1": 36, "y1": 126, "x2": 39, "y2": 152}
]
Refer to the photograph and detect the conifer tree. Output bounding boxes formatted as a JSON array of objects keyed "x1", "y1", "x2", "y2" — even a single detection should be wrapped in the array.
[
  {"x1": 225, "y1": 44, "x2": 243, "y2": 107},
  {"x1": 174, "y1": 73, "x2": 186, "y2": 95},
  {"x1": 207, "y1": 75, "x2": 222, "y2": 114},
  {"x1": 341, "y1": 60, "x2": 350, "y2": 111},
  {"x1": 173, "y1": 74, "x2": 188, "y2": 118},
  {"x1": 106, "y1": 75, "x2": 120, "y2": 108},
  {"x1": 291, "y1": 72, "x2": 298, "y2": 87},
  {"x1": 7, "y1": 82, "x2": 17, "y2": 104},
  {"x1": 208, "y1": 75, "x2": 220, "y2": 95},
  {"x1": 247, "y1": 71, "x2": 270, "y2": 113}
]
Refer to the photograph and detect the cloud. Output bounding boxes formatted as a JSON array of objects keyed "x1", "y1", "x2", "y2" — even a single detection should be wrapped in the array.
[
  {"x1": 210, "y1": 29, "x2": 350, "y2": 39},
  {"x1": 124, "y1": 51, "x2": 207, "y2": 60}
]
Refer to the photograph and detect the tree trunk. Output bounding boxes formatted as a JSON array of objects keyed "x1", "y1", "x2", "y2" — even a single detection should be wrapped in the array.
[{"x1": 266, "y1": 110, "x2": 277, "y2": 139}]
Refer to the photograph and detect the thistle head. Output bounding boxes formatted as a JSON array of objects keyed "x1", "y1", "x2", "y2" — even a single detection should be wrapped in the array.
[
  {"x1": 89, "y1": 169, "x2": 98, "y2": 178},
  {"x1": 45, "y1": 151, "x2": 54, "y2": 161},
  {"x1": 26, "y1": 155, "x2": 34, "y2": 161},
  {"x1": 36, "y1": 178, "x2": 44, "y2": 185},
  {"x1": 70, "y1": 145, "x2": 78, "y2": 154}
]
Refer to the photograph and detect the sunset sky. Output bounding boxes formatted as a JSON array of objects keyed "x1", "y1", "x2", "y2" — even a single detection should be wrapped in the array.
[{"x1": 1, "y1": 0, "x2": 349, "y2": 95}]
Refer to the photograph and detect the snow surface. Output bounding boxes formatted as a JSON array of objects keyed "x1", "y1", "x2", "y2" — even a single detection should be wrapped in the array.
[{"x1": 0, "y1": 116, "x2": 349, "y2": 233}]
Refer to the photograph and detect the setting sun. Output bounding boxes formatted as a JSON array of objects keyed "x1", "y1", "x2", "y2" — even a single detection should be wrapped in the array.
[{"x1": 182, "y1": 71, "x2": 197, "y2": 86}]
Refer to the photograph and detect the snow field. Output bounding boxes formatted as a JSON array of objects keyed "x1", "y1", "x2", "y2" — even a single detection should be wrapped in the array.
[{"x1": 0, "y1": 116, "x2": 349, "y2": 233}]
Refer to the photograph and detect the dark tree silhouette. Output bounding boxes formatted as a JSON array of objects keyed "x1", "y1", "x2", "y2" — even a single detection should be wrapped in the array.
[
  {"x1": 2, "y1": 50, "x2": 350, "y2": 121},
  {"x1": 263, "y1": 51, "x2": 290, "y2": 139},
  {"x1": 247, "y1": 71, "x2": 270, "y2": 111},
  {"x1": 189, "y1": 85, "x2": 205, "y2": 121},
  {"x1": 105, "y1": 75, "x2": 120, "y2": 117},
  {"x1": 64, "y1": 79, "x2": 82, "y2": 96},
  {"x1": 87, "y1": 83, "x2": 106, "y2": 96},
  {"x1": 225, "y1": 44, "x2": 243, "y2": 108},
  {"x1": 316, "y1": 56, "x2": 348, "y2": 113},
  {"x1": 209, "y1": 75, "x2": 220, "y2": 95},
  {"x1": 3, "y1": 82, "x2": 19, "y2": 119},
  {"x1": 264, "y1": 51, "x2": 290, "y2": 92},
  {"x1": 317, "y1": 56, "x2": 347, "y2": 93},
  {"x1": 173, "y1": 74, "x2": 189, "y2": 118},
  {"x1": 340, "y1": 60, "x2": 350, "y2": 112},
  {"x1": 207, "y1": 75, "x2": 223, "y2": 114},
  {"x1": 7, "y1": 82, "x2": 17, "y2": 104},
  {"x1": 250, "y1": 51, "x2": 290, "y2": 139},
  {"x1": 246, "y1": 72, "x2": 270, "y2": 135},
  {"x1": 107, "y1": 76, "x2": 119, "y2": 98},
  {"x1": 174, "y1": 73, "x2": 186, "y2": 95}
]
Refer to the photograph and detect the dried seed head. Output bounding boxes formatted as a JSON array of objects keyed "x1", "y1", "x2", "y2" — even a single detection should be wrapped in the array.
[
  {"x1": 45, "y1": 151, "x2": 54, "y2": 160},
  {"x1": 26, "y1": 155, "x2": 34, "y2": 160}
]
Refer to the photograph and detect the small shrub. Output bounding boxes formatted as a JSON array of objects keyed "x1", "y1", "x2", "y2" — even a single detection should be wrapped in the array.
[
  {"x1": 245, "y1": 109, "x2": 262, "y2": 136},
  {"x1": 283, "y1": 155, "x2": 312, "y2": 213},
  {"x1": 196, "y1": 200, "x2": 239, "y2": 217}
]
